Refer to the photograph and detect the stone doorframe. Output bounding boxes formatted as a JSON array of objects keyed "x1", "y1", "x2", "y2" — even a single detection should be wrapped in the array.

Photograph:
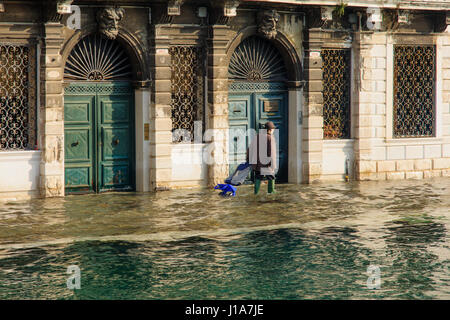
[
  {"x1": 207, "y1": 26, "x2": 303, "y2": 186},
  {"x1": 41, "y1": 25, "x2": 150, "y2": 197}
]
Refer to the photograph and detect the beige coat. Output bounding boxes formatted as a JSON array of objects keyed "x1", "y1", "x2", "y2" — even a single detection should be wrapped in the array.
[{"x1": 247, "y1": 132, "x2": 277, "y2": 176}]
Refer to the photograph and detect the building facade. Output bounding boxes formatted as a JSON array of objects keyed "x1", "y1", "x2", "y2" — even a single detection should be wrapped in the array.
[{"x1": 0, "y1": 0, "x2": 449, "y2": 199}]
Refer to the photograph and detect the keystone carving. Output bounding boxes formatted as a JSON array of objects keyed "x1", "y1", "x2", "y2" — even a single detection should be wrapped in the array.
[
  {"x1": 97, "y1": 7, "x2": 125, "y2": 40},
  {"x1": 257, "y1": 9, "x2": 280, "y2": 39}
]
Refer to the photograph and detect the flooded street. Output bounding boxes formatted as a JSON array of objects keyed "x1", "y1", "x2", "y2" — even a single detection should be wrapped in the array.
[{"x1": 0, "y1": 178, "x2": 449, "y2": 299}]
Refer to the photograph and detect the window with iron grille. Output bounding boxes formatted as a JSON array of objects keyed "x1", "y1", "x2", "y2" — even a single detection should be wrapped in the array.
[
  {"x1": 322, "y1": 49, "x2": 351, "y2": 139},
  {"x1": 0, "y1": 44, "x2": 36, "y2": 150},
  {"x1": 393, "y1": 45, "x2": 435, "y2": 138},
  {"x1": 169, "y1": 46, "x2": 204, "y2": 143}
]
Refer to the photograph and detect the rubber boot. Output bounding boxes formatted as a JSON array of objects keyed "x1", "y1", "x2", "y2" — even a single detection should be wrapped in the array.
[
  {"x1": 268, "y1": 179, "x2": 276, "y2": 194},
  {"x1": 254, "y1": 179, "x2": 262, "y2": 195}
]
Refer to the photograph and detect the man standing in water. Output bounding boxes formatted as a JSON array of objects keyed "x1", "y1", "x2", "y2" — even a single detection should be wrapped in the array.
[{"x1": 247, "y1": 121, "x2": 278, "y2": 194}]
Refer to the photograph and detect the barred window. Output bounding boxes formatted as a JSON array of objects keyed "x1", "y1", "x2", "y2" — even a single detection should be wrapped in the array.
[
  {"x1": 322, "y1": 49, "x2": 351, "y2": 139},
  {"x1": 169, "y1": 46, "x2": 204, "y2": 143},
  {"x1": 0, "y1": 44, "x2": 36, "y2": 150},
  {"x1": 393, "y1": 45, "x2": 435, "y2": 138}
]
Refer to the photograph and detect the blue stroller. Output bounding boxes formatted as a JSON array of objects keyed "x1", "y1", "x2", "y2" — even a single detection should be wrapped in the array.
[{"x1": 214, "y1": 162, "x2": 251, "y2": 197}]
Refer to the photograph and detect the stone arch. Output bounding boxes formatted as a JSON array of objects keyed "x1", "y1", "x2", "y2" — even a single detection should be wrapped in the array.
[
  {"x1": 61, "y1": 24, "x2": 151, "y2": 194},
  {"x1": 226, "y1": 26, "x2": 302, "y2": 83},
  {"x1": 225, "y1": 26, "x2": 304, "y2": 184},
  {"x1": 61, "y1": 24, "x2": 150, "y2": 82}
]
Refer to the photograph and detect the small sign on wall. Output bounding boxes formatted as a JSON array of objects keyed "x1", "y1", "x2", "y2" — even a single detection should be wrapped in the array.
[
  {"x1": 156, "y1": 48, "x2": 169, "y2": 55},
  {"x1": 144, "y1": 123, "x2": 149, "y2": 141},
  {"x1": 263, "y1": 100, "x2": 279, "y2": 113}
]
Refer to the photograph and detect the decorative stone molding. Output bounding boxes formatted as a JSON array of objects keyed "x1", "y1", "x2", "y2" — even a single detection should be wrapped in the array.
[
  {"x1": 321, "y1": 6, "x2": 333, "y2": 22},
  {"x1": 383, "y1": 9, "x2": 412, "y2": 31},
  {"x1": 43, "y1": 0, "x2": 74, "y2": 23},
  {"x1": 306, "y1": 6, "x2": 352, "y2": 30},
  {"x1": 97, "y1": 7, "x2": 125, "y2": 40},
  {"x1": 211, "y1": 0, "x2": 241, "y2": 25},
  {"x1": 257, "y1": 9, "x2": 280, "y2": 39},
  {"x1": 57, "y1": 0, "x2": 73, "y2": 14},
  {"x1": 366, "y1": 7, "x2": 383, "y2": 31},
  {"x1": 223, "y1": 0, "x2": 240, "y2": 17},
  {"x1": 397, "y1": 10, "x2": 411, "y2": 25},
  {"x1": 167, "y1": 0, "x2": 185, "y2": 16},
  {"x1": 151, "y1": 0, "x2": 186, "y2": 24}
]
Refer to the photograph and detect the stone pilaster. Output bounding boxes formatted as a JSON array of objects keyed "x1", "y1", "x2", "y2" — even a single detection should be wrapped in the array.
[
  {"x1": 39, "y1": 23, "x2": 65, "y2": 197},
  {"x1": 302, "y1": 28, "x2": 324, "y2": 183},
  {"x1": 149, "y1": 27, "x2": 172, "y2": 190},
  {"x1": 353, "y1": 31, "x2": 387, "y2": 181},
  {"x1": 287, "y1": 82, "x2": 304, "y2": 184},
  {"x1": 206, "y1": 25, "x2": 230, "y2": 187},
  {"x1": 442, "y1": 33, "x2": 450, "y2": 164}
]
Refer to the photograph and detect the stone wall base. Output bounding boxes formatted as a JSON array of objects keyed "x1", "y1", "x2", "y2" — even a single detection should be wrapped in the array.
[{"x1": 357, "y1": 158, "x2": 450, "y2": 181}]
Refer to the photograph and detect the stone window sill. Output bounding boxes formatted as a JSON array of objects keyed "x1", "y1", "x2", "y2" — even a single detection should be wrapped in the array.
[
  {"x1": 385, "y1": 137, "x2": 443, "y2": 146},
  {"x1": 0, "y1": 150, "x2": 41, "y2": 155},
  {"x1": 323, "y1": 139, "x2": 354, "y2": 147}
]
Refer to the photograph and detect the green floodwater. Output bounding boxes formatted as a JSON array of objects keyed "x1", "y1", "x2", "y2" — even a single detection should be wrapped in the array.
[{"x1": 0, "y1": 178, "x2": 449, "y2": 299}]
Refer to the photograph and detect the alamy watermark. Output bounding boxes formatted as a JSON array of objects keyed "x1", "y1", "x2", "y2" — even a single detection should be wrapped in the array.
[
  {"x1": 172, "y1": 121, "x2": 280, "y2": 171},
  {"x1": 366, "y1": 265, "x2": 381, "y2": 290},
  {"x1": 66, "y1": 265, "x2": 81, "y2": 290},
  {"x1": 65, "y1": 5, "x2": 81, "y2": 30}
]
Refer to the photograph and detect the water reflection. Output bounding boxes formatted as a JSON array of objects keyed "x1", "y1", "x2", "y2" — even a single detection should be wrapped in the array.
[{"x1": 0, "y1": 177, "x2": 449, "y2": 299}]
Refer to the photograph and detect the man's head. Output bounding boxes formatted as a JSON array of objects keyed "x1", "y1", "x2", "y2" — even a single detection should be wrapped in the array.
[
  {"x1": 257, "y1": 10, "x2": 280, "y2": 39},
  {"x1": 97, "y1": 7, "x2": 125, "y2": 40},
  {"x1": 265, "y1": 121, "x2": 276, "y2": 134}
]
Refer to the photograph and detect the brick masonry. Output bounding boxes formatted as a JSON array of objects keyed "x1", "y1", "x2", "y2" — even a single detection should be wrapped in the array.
[{"x1": 39, "y1": 23, "x2": 65, "y2": 197}]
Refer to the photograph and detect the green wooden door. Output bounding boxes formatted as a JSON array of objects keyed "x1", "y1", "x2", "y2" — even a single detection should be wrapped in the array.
[
  {"x1": 64, "y1": 82, "x2": 134, "y2": 194},
  {"x1": 228, "y1": 82, "x2": 288, "y2": 182},
  {"x1": 228, "y1": 94, "x2": 253, "y2": 177},
  {"x1": 64, "y1": 93, "x2": 96, "y2": 193}
]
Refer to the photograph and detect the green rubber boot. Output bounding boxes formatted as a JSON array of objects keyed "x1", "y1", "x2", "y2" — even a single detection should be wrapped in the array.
[
  {"x1": 254, "y1": 179, "x2": 262, "y2": 195},
  {"x1": 268, "y1": 179, "x2": 276, "y2": 194}
]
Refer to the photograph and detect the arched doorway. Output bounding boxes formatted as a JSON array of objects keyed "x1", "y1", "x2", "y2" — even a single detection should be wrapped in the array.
[
  {"x1": 228, "y1": 35, "x2": 289, "y2": 182},
  {"x1": 63, "y1": 34, "x2": 135, "y2": 194}
]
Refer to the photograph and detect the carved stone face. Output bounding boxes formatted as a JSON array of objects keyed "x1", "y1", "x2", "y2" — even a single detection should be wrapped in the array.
[
  {"x1": 258, "y1": 10, "x2": 280, "y2": 39},
  {"x1": 97, "y1": 7, "x2": 125, "y2": 40}
]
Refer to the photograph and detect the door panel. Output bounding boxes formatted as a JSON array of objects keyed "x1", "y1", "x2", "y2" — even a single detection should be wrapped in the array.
[
  {"x1": 101, "y1": 100, "x2": 130, "y2": 123},
  {"x1": 228, "y1": 86, "x2": 288, "y2": 183},
  {"x1": 64, "y1": 82, "x2": 134, "y2": 194},
  {"x1": 65, "y1": 167, "x2": 91, "y2": 189},
  {"x1": 64, "y1": 95, "x2": 95, "y2": 193},
  {"x1": 101, "y1": 164, "x2": 130, "y2": 188},
  {"x1": 64, "y1": 128, "x2": 91, "y2": 161},
  {"x1": 228, "y1": 96, "x2": 252, "y2": 176},
  {"x1": 101, "y1": 127, "x2": 131, "y2": 161},
  {"x1": 97, "y1": 91, "x2": 134, "y2": 192}
]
